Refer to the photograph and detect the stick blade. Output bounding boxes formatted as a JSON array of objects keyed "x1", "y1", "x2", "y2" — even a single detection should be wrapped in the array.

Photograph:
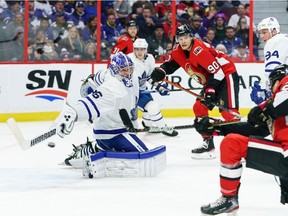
[{"x1": 6, "y1": 118, "x2": 29, "y2": 150}]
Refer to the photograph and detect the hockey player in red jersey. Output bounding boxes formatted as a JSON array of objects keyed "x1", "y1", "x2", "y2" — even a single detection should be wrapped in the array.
[
  {"x1": 200, "y1": 64, "x2": 288, "y2": 215},
  {"x1": 150, "y1": 24, "x2": 240, "y2": 159},
  {"x1": 110, "y1": 20, "x2": 138, "y2": 58}
]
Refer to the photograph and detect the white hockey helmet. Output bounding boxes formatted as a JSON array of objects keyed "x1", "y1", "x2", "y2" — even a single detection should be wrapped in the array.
[
  {"x1": 133, "y1": 38, "x2": 148, "y2": 49},
  {"x1": 257, "y1": 17, "x2": 280, "y2": 34}
]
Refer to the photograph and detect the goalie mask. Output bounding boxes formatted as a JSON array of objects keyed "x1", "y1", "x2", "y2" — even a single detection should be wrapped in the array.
[
  {"x1": 269, "y1": 64, "x2": 288, "y2": 88},
  {"x1": 257, "y1": 17, "x2": 280, "y2": 34},
  {"x1": 109, "y1": 52, "x2": 134, "y2": 87}
]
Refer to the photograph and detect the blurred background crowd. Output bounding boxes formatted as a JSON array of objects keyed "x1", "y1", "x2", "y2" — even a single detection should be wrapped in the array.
[{"x1": 0, "y1": 0, "x2": 259, "y2": 63}]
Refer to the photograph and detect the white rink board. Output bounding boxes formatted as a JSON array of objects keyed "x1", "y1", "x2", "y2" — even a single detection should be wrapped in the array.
[
  {"x1": 0, "y1": 63, "x2": 263, "y2": 114},
  {"x1": 0, "y1": 63, "x2": 106, "y2": 113}
]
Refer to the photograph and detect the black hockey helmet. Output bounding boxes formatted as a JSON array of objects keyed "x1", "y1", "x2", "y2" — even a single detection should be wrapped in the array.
[
  {"x1": 269, "y1": 64, "x2": 288, "y2": 87},
  {"x1": 126, "y1": 20, "x2": 138, "y2": 28},
  {"x1": 175, "y1": 24, "x2": 193, "y2": 40}
]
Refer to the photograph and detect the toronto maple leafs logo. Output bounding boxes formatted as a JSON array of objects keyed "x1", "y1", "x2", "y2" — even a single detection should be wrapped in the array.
[{"x1": 138, "y1": 71, "x2": 149, "y2": 87}]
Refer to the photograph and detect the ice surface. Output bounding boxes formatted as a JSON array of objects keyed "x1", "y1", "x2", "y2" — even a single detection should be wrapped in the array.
[{"x1": 0, "y1": 119, "x2": 287, "y2": 216}]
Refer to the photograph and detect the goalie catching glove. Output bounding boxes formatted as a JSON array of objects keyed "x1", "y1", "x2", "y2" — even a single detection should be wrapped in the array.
[
  {"x1": 54, "y1": 101, "x2": 78, "y2": 138},
  {"x1": 80, "y1": 74, "x2": 96, "y2": 97}
]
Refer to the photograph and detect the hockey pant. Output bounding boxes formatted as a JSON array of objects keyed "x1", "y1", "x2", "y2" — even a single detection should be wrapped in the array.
[
  {"x1": 96, "y1": 133, "x2": 149, "y2": 152},
  {"x1": 219, "y1": 133, "x2": 288, "y2": 197},
  {"x1": 193, "y1": 73, "x2": 240, "y2": 120},
  {"x1": 138, "y1": 91, "x2": 165, "y2": 127}
]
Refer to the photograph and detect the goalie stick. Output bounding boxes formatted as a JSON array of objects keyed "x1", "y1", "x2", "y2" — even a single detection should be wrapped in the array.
[
  {"x1": 163, "y1": 79, "x2": 242, "y2": 119},
  {"x1": 6, "y1": 118, "x2": 57, "y2": 151},
  {"x1": 119, "y1": 109, "x2": 243, "y2": 133}
]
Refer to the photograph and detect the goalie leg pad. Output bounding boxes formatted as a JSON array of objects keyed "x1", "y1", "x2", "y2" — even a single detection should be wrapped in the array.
[
  {"x1": 86, "y1": 145, "x2": 167, "y2": 178},
  {"x1": 96, "y1": 133, "x2": 149, "y2": 152}
]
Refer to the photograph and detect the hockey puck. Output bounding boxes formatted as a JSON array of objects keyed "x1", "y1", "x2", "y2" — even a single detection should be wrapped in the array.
[{"x1": 48, "y1": 142, "x2": 56, "y2": 148}]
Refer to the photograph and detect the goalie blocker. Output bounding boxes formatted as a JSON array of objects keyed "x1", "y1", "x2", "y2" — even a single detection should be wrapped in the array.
[{"x1": 83, "y1": 145, "x2": 166, "y2": 178}]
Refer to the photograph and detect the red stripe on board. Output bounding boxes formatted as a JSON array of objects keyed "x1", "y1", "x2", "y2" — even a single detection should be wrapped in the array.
[{"x1": 25, "y1": 90, "x2": 67, "y2": 97}]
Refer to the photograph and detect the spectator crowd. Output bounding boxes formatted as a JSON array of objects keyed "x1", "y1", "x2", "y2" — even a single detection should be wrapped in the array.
[{"x1": 0, "y1": 0, "x2": 258, "y2": 62}]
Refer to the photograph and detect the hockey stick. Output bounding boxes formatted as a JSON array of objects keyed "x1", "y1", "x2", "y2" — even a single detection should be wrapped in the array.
[
  {"x1": 0, "y1": 32, "x2": 22, "y2": 43},
  {"x1": 6, "y1": 118, "x2": 57, "y2": 151},
  {"x1": 163, "y1": 79, "x2": 242, "y2": 119},
  {"x1": 119, "y1": 109, "x2": 243, "y2": 133}
]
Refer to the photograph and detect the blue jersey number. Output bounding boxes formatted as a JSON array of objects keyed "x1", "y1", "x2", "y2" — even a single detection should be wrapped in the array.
[
  {"x1": 91, "y1": 90, "x2": 103, "y2": 99},
  {"x1": 265, "y1": 50, "x2": 279, "y2": 61}
]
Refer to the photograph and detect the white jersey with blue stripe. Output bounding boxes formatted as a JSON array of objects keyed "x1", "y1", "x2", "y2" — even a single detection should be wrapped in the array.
[
  {"x1": 128, "y1": 53, "x2": 156, "y2": 91},
  {"x1": 263, "y1": 33, "x2": 288, "y2": 88},
  {"x1": 74, "y1": 72, "x2": 139, "y2": 139}
]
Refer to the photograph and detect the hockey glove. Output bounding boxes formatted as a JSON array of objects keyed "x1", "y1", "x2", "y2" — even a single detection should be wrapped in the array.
[
  {"x1": 155, "y1": 82, "x2": 170, "y2": 96},
  {"x1": 250, "y1": 81, "x2": 269, "y2": 105},
  {"x1": 194, "y1": 116, "x2": 215, "y2": 136},
  {"x1": 150, "y1": 67, "x2": 166, "y2": 84},
  {"x1": 55, "y1": 101, "x2": 78, "y2": 138},
  {"x1": 263, "y1": 99, "x2": 278, "y2": 120},
  {"x1": 201, "y1": 88, "x2": 216, "y2": 110},
  {"x1": 247, "y1": 105, "x2": 273, "y2": 127}
]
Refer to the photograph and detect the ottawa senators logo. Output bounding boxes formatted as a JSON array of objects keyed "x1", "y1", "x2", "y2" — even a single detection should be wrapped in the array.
[{"x1": 185, "y1": 64, "x2": 206, "y2": 85}]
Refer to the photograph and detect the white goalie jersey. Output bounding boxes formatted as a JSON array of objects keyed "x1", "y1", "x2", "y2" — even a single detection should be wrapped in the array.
[
  {"x1": 128, "y1": 53, "x2": 156, "y2": 91},
  {"x1": 75, "y1": 72, "x2": 139, "y2": 139}
]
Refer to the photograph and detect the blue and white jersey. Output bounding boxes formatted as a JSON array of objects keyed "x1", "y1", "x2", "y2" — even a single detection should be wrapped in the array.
[
  {"x1": 75, "y1": 72, "x2": 139, "y2": 139},
  {"x1": 92, "y1": 69, "x2": 107, "y2": 88},
  {"x1": 263, "y1": 33, "x2": 288, "y2": 88},
  {"x1": 128, "y1": 53, "x2": 156, "y2": 91}
]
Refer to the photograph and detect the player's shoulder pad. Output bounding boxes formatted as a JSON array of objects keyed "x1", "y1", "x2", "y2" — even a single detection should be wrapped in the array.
[
  {"x1": 172, "y1": 43, "x2": 180, "y2": 51},
  {"x1": 119, "y1": 35, "x2": 129, "y2": 41}
]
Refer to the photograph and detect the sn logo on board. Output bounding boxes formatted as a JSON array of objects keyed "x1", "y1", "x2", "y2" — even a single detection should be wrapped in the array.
[{"x1": 25, "y1": 70, "x2": 71, "y2": 101}]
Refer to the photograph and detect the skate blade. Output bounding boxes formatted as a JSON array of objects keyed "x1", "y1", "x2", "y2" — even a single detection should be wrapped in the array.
[
  {"x1": 227, "y1": 208, "x2": 238, "y2": 216},
  {"x1": 200, "y1": 209, "x2": 238, "y2": 216},
  {"x1": 191, "y1": 151, "x2": 216, "y2": 160}
]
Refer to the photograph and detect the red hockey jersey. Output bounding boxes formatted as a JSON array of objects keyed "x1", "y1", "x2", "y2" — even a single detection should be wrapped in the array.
[
  {"x1": 111, "y1": 34, "x2": 136, "y2": 55},
  {"x1": 260, "y1": 76, "x2": 288, "y2": 156},
  {"x1": 163, "y1": 39, "x2": 237, "y2": 86}
]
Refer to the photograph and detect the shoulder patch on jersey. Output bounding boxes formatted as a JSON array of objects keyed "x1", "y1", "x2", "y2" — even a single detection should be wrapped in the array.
[
  {"x1": 121, "y1": 36, "x2": 129, "y2": 41},
  {"x1": 193, "y1": 46, "x2": 203, "y2": 55}
]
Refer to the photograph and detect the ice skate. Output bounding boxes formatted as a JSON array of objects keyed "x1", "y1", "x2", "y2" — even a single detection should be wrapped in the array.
[
  {"x1": 191, "y1": 137, "x2": 216, "y2": 159},
  {"x1": 201, "y1": 195, "x2": 239, "y2": 215},
  {"x1": 63, "y1": 137, "x2": 96, "y2": 169}
]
